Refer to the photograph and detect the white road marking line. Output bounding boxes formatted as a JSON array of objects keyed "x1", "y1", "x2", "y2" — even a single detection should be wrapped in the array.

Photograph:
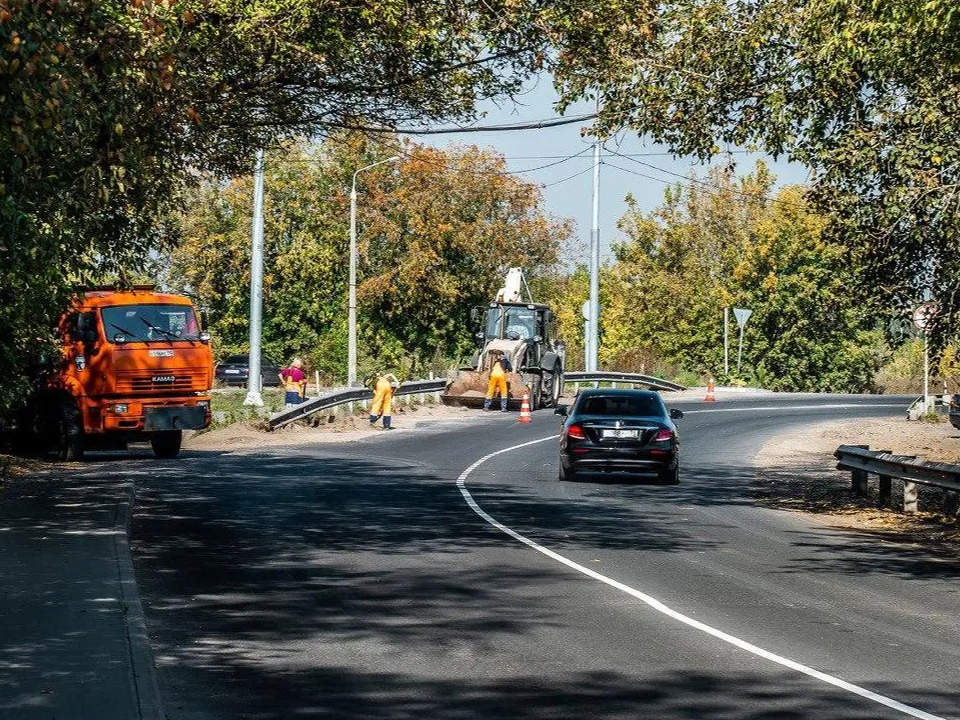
[{"x1": 457, "y1": 435, "x2": 946, "y2": 720}]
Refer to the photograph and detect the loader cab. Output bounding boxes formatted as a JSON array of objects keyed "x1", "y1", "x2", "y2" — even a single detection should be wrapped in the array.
[{"x1": 482, "y1": 303, "x2": 552, "y2": 343}]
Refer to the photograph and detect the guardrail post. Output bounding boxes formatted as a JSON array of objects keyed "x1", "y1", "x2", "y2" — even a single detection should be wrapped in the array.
[
  {"x1": 847, "y1": 444, "x2": 869, "y2": 496},
  {"x1": 903, "y1": 482, "x2": 918, "y2": 513},
  {"x1": 878, "y1": 475, "x2": 892, "y2": 507},
  {"x1": 851, "y1": 468, "x2": 869, "y2": 497},
  {"x1": 943, "y1": 490, "x2": 960, "y2": 518}
]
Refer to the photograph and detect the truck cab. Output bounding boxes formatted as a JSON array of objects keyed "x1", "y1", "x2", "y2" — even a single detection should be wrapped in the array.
[{"x1": 39, "y1": 287, "x2": 214, "y2": 459}]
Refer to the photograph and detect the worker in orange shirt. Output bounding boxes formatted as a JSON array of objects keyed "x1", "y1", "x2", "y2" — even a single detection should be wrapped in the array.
[{"x1": 483, "y1": 351, "x2": 512, "y2": 412}]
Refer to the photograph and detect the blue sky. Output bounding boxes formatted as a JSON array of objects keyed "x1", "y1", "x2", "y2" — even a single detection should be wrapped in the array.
[{"x1": 416, "y1": 76, "x2": 810, "y2": 264}]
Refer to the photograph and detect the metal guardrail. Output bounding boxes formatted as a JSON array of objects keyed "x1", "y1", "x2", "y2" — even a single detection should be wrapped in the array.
[
  {"x1": 563, "y1": 371, "x2": 687, "y2": 392},
  {"x1": 834, "y1": 444, "x2": 960, "y2": 514},
  {"x1": 268, "y1": 378, "x2": 446, "y2": 430},
  {"x1": 270, "y1": 372, "x2": 685, "y2": 429}
]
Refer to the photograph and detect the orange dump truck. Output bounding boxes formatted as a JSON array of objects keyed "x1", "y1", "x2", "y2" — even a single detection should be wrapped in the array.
[{"x1": 31, "y1": 287, "x2": 214, "y2": 460}]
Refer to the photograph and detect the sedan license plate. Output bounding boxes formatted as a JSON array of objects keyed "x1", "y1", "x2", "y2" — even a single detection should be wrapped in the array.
[
  {"x1": 602, "y1": 429, "x2": 638, "y2": 439},
  {"x1": 224, "y1": 369, "x2": 241, "y2": 375}
]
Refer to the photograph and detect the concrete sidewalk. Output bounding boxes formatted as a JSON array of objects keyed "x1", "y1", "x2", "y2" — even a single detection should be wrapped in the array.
[{"x1": 0, "y1": 467, "x2": 163, "y2": 719}]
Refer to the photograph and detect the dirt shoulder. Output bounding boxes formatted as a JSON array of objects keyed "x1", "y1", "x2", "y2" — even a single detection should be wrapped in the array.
[
  {"x1": 753, "y1": 415, "x2": 960, "y2": 547},
  {"x1": 184, "y1": 402, "x2": 483, "y2": 452}
]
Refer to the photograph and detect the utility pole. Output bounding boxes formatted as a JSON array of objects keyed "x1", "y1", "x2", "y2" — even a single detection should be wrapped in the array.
[
  {"x1": 587, "y1": 138, "x2": 601, "y2": 372},
  {"x1": 349, "y1": 156, "x2": 399, "y2": 387},
  {"x1": 244, "y1": 149, "x2": 265, "y2": 407}
]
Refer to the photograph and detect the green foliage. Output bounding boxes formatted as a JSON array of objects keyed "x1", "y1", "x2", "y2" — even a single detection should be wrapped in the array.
[
  {"x1": 602, "y1": 165, "x2": 882, "y2": 392},
  {"x1": 558, "y1": 0, "x2": 960, "y2": 351},
  {"x1": 0, "y1": 0, "x2": 644, "y2": 412},
  {"x1": 167, "y1": 136, "x2": 569, "y2": 381}
]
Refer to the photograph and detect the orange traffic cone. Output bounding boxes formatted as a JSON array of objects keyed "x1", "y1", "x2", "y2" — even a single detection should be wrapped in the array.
[
  {"x1": 704, "y1": 377, "x2": 717, "y2": 402},
  {"x1": 519, "y1": 390, "x2": 532, "y2": 423}
]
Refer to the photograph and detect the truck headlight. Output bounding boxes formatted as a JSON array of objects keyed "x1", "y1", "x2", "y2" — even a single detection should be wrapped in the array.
[
  {"x1": 113, "y1": 404, "x2": 128, "y2": 414},
  {"x1": 197, "y1": 401, "x2": 210, "y2": 410}
]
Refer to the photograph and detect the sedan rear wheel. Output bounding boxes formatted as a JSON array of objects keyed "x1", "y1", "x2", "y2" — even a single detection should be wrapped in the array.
[
  {"x1": 659, "y1": 465, "x2": 680, "y2": 485},
  {"x1": 558, "y1": 462, "x2": 575, "y2": 482}
]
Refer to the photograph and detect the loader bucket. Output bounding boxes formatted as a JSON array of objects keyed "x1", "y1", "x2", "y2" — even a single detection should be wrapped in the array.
[{"x1": 440, "y1": 371, "x2": 530, "y2": 410}]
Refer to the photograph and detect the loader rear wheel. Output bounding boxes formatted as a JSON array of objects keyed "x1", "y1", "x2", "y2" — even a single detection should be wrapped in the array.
[
  {"x1": 541, "y1": 367, "x2": 562, "y2": 408},
  {"x1": 528, "y1": 376, "x2": 542, "y2": 410}
]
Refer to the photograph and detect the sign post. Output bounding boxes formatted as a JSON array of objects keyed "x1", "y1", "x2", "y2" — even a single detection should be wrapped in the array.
[
  {"x1": 724, "y1": 308, "x2": 730, "y2": 375},
  {"x1": 581, "y1": 301, "x2": 591, "y2": 371},
  {"x1": 733, "y1": 307, "x2": 752, "y2": 373}
]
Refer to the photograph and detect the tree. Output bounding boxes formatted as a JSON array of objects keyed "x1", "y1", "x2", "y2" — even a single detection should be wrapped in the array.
[
  {"x1": 358, "y1": 143, "x2": 569, "y2": 371},
  {"x1": 0, "y1": 0, "x2": 646, "y2": 411},
  {"x1": 555, "y1": 0, "x2": 960, "y2": 349},
  {"x1": 605, "y1": 165, "x2": 881, "y2": 391},
  {"x1": 167, "y1": 136, "x2": 570, "y2": 381}
]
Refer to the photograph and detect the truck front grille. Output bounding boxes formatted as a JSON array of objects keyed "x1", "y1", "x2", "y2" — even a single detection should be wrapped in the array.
[{"x1": 116, "y1": 369, "x2": 207, "y2": 394}]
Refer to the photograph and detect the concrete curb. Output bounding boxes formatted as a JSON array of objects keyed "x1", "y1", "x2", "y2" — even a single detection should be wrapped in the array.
[{"x1": 113, "y1": 482, "x2": 166, "y2": 720}]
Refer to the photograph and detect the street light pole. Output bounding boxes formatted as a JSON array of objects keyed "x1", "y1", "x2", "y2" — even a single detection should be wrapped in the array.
[
  {"x1": 349, "y1": 156, "x2": 399, "y2": 387},
  {"x1": 587, "y1": 138, "x2": 601, "y2": 372},
  {"x1": 244, "y1": 148, "x2": 266, "y2": 407}
]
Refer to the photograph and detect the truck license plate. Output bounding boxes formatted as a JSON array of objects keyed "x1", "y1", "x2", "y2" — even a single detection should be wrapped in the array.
[
  {"x1": 603, "y1": 429, "x2": 638, "y2": 439},
  {"x1": 224, "y1": 369, "x2": 240, "y2": 374}
]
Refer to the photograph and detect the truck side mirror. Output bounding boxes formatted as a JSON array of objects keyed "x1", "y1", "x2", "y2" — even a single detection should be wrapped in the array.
[
  {"x1": 77, "y1": 312, "x2": 98, "y2": 344},
  {"x1": 470, "y1": 307, "x2": 481, "y2": 323}
]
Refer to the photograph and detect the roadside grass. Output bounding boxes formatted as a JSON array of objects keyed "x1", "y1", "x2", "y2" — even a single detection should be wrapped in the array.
[{"x1": 209, "y1": 387, "x2": 285, "y2": 428}]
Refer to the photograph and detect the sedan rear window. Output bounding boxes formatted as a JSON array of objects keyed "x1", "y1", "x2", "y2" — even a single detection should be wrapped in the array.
[{"x1": 579, "y1": 395, "x2": 663, "y2": 417}]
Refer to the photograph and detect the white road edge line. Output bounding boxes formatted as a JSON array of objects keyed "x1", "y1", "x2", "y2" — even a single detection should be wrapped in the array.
[
  {"x1": 682, "y1": 403, "x2": 907, "y2": 414},
  {"x1": 456, "y1": 433, "x2": 945, "y2": 720}
]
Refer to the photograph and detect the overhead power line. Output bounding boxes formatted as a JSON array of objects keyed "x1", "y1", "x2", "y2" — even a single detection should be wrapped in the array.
[
  {"x1": 602, "y1": 148, "x2": 807, "y2": 210},
  {"x1": 540, "y1": 165, "x2": 595, "y2": 188},
  {"x1": 396, "y1": 145, "x2": 594, "y2": 175},
  {"x1": 327, "y1": 113, "x2": 598, "y2": 135}
]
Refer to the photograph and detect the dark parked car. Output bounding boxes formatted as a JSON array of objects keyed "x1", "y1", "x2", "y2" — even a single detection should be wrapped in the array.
[
  {"x1": 949, "y1": 394, "x2": 960, "y2": 430},
  {"x1": 214, "y1": 354, "x2": 282, "y2": 388},
  {"x1": 555, "y1": 388, "x2": 682, "y2": 483}
]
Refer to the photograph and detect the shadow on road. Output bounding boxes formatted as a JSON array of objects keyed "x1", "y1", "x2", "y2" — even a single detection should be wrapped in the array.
[{"x1": 115, "y1": 448, "x2": 960, "y2": 719}]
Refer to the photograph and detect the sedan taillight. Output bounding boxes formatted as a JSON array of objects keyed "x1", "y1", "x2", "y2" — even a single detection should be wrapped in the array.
[
  {"x1": 653, "y1": 428, "x2": 674, "y2": 442},
  {"x1": 567, "y1": 423, "x2": 587, "y2": 441}
]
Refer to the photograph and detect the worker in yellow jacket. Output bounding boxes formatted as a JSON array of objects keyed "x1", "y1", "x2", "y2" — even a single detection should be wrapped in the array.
[
  {"x1": 483, "y1": 351, "x2": 513, "y2": 412},
  {"x1": 366, "y1": 372, "x2": 399, "y2": 429}
]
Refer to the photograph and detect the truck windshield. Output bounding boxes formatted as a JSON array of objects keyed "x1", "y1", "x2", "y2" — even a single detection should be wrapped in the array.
[{"x1": 101, "y1": 304, "x2": 201, "y2": 343}]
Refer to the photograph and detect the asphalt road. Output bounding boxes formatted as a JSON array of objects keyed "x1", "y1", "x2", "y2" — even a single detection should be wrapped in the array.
[{"x1": 112, "y1": 394, "x2": 960, "y2": 719}]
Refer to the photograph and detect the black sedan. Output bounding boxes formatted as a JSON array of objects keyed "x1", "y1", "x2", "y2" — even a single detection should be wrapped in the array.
[
  {"x1": 214, "y1": 354, "x2": 283, "y2": 387},
  {"x1": 555, "y1": 388, "x2": 682, "y2": 483}
]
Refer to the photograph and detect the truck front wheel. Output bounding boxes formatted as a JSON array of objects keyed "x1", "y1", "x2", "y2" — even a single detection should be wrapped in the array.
[
  {"x1": 57, "y1": 400, "x2": 84, "y2": 461},
  {"x1": 151, "y1": 430, "x2": 183, "y2": 459}
]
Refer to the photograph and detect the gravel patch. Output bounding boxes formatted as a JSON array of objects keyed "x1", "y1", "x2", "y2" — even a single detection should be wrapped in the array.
[{"x1": 753, "y1": 416, "x2": 960, "y2": 547}]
